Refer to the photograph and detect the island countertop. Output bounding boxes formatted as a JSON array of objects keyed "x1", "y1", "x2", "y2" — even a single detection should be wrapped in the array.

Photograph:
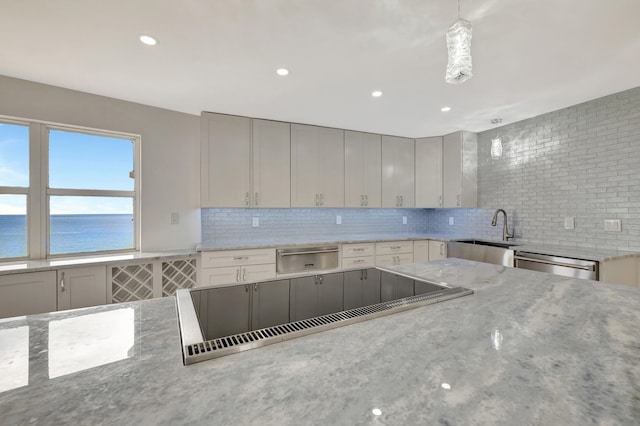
[{"x1": 1, "y1": 259, "x2": 639, "y2": 425}]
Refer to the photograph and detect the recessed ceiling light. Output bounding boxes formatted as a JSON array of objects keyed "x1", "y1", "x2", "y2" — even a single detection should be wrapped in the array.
[
  {"x1": 139, "y1": 35, "x2": 158, "y2": 46},
  {"x1": 441, "y1": 106, "x2": 451, "y2": 112},
  {"x1": 276, "y1": 68, "x2": 289, "y2": 76},
  {"x1": 372, "y1": 408, "x2": 382, "y2": 416},
  {"x1": 371, "y1": 91, "x2": 383, "y2": 97}
]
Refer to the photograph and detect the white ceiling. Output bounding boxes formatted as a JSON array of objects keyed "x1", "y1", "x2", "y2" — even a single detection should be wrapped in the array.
[{"x1": 1, "y1": 0, "x2": 639, "y2": 137}]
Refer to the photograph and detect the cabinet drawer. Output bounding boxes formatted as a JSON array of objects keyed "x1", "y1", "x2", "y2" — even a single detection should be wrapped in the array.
[
  {"x1": 201, "y1": 249, "x2": 275, "y2": 268},
  {"x1": 342, "y1": 243, "x2": 375, "y2": 258},
  {"x1": 197, "y1": 264, "x2": 276, "y2": 288},
  {"x1": 375, "y1": 241, "x2": 413, "y2": 255},
  {"x1": 376, "y1": 253, "x2": 414, "y2": 267},
  {"x1": 342, "y1": 256, "x2": 375, "y2": 269}
]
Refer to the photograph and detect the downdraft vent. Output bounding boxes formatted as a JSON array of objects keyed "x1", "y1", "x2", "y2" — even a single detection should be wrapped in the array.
[{"x1": 183, "y1": 286, "x2": 473, "y2": 365}]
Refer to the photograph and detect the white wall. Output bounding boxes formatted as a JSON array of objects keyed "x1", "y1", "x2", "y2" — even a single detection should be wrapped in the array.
[{"x1": 0, "y1": 75, "x2": 201, "y2": 251}]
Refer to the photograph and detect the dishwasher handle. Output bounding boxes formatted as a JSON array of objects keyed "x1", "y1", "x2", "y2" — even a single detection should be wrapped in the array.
[
  {"x1": 514, "y1": 255, "x2": 595, "y2": 271},
  {"x1": 278, "y1": 247, "x2": 339, "y2": 256}
]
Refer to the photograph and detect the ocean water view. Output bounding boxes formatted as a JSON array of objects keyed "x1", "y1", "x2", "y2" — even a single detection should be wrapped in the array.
[{"x1": 0, "y1": 214, "x2": 134, "y2": 258}]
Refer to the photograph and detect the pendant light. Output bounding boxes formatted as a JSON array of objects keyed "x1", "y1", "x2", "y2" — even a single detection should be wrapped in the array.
[
  {"x1": 445, "y1": 0, "x2": 473, "y2": 84},
  {"x1": 490, "y1": 119, "x2": 503, "y2": 159}
]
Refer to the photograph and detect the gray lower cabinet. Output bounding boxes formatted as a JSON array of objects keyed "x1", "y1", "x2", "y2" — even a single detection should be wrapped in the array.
[
  {"x1": 202, "y1": 284, "x2": 251, "y2": 340},
  {"x1": 415, "y1": 280, "x2": 444, "y2": 295},
  {"x1": 251, "y1": 279, "x2": 290, "y2": 330},
  {"x1": 290, "y1": 273, "x2": 344, "y2": 321},
  {"x1": 381, "y1": 272, "x2": 414, "y2": 302},
  {"x1": 344, "y1": 268, "x2": 381, "y2": 310}
]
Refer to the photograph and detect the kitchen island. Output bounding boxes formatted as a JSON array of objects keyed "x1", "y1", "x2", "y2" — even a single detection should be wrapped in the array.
[{"x1": 1, "y1": 259, "x2": 639, "y2": 425}]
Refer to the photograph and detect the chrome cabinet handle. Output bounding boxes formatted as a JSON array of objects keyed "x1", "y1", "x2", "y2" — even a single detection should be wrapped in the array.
[
  {"x1": 60, "y1": 272, "x2": 65, "y2": 292},
  {"x1": 457, "y1": 194, "x2": 461, "y2": 207},
  {"x1": 439, "y1": 195, "x2": 442, "y2": 207},
  {"x1": 242, "y1": 269, "x2": 246, "y2": 282},
  {"x1": 440, "y1": 244, "x2": 444, "y2": 256},
  {"x1": 360, "y1": 270, "x2": 364, "y2": 280},
  {"x1": 233, "y1": 256, "x2": 249, "y2": 260},
  {"x1": 245, "y1": 192, "x2": 250, "y2": 206},
  {"x1": 364, "y1": 269, "x2": 368, "y2": 280},
  {"x1": 365, "y1": 195, "x2": 368, "y2": 206},
  {"x1": 255, "y1": 192, "x2": 259, "y2": 206},
  {"x1": 236, "y1": 268, "x2": 240, "y2": 282},
  {"x1": 245, "y1": 284, "x2": 249, "y2": 293},
  {"x1": 353, "y1": 259, "x2": 365, "y2": 264},
  {"x1": 353, "y1": 248, "x2": 364, "y2": 252},
  {"x1": 320, "y1": 193, "x2": 324, "y2": 206},
  {"x1": 318, "y1": 275, "x2": 323, "y2": 284},
  {"x1": 254, "y1": 283, "x2": 258, "y2": 291},
  {"x1": 400, "y1": 195, "x2": 403, "y2": 206}
]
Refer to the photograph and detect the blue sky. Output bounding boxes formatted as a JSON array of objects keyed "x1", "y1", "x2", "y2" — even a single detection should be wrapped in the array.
[{"x1": 0, "y1": 123, "x2": 134, "y2": 215}]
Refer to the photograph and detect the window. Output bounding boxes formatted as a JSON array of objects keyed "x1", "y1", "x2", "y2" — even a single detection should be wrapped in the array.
[{"x1": 0, "y1": 117, "x2": 139, "y2": 260}]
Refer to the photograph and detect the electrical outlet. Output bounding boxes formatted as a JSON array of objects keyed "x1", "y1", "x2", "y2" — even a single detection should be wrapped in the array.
[
  {"x1": 252, "y1": 217, "x2": 259, "y2": 228},
  {"x1": 564, "y1": 217, "x2": 575, "y2": 230},
  {"x1": 336, "y1": 215, "x2": 342, "y2": 225},
  {"x1": 170, "y1": 212, "x2": 179, "y2": 225},
  {"x1": 449, "y1": 217, "x2": 455, "y2": 225},
  {"x1": 604, "y1": 219, "x2": 621, "y2": 232},
  {"x1": 402, "y1": 216, "x2": 407, "y2": 225}
]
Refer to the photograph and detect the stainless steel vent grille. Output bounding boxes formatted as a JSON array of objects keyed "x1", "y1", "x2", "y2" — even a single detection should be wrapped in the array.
[{"x1": 182, "y1": 286, "x2": 473, "y2": 365}]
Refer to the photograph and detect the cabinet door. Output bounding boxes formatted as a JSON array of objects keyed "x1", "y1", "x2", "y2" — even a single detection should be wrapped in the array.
[
  {"x1": 413, "y1": 240, "x2": 429, "y2": 263},
  {"x1": 362, "y1": 268, "x2": 381, "y2": 307},
  {"x1": 204, "y1": 284, "x2": 251, "y2": 340},
  {"x1": 380, "y1": 272, "x2": 395, "y2": 303},
  {"x1": 395, "y1": 276, "x2": 415, "y2": 299},
  {"x1": 289, "y1": 276, "x2": 318, "y2": 321},
  {"x1": 343, "y1": 270, "x2": 364, "y2": 310},
  {"x1": 241, "y1": 264, "x2": 276, "y2": 283},
  {"x1": 0, "y1": 271, "x2": 57, "y2": 319},
  {"x1": 251, "y1": 280, "x2": 290, "y2": 330},
  {"x1": 429, "y1": 240, "x2": 447, "y2": 260},
  {"x1": 415, "y1": 137, "x2": 443, "y2": 207},
  {"x1": 344, "y1": 131, "x2": 381, "y2": 208},
  {"x1": 201, "y1": 113, "x2": 252, "y2": 207},
  {"x1": 415, "y1": 281, "x2": 444, "y2": 295},
  {"x1": 200, "y1": 266, "x2": 240, "y2": 287},
  {"x1": 317, "y1": 273, "x2": 344, "y2": 316},
  {"x1": 381, "y1": 136, "x2": 415, "y2": 207},
  {"x1": 317, "y1": 127, "x2": 345, "y2": 207},
  {"x1": 290, "y1": 124, "x2": 319, "y2": 207},
  {"x1": 57, "y1": 266, "x2": 107, "y2": 311},
  {"x1": 443, "y1": 131, "x2": 477, "y2": 208},
  {"x1": 252, "y1": 119, "x2": 291, "y2": 208}
]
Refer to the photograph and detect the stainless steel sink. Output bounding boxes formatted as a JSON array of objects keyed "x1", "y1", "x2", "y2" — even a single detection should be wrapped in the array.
[{"x1": 447, "y1": 239, "x2": 519, "y2": 266}]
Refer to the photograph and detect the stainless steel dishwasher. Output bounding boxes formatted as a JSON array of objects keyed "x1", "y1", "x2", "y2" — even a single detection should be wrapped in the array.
[{"x1": 514, "y1": 251, "x2": 598, "y2": 280}]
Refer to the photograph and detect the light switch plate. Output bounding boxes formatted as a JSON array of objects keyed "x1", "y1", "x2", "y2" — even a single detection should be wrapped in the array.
[
  {"x1": 170, "y1": 212, "x2": 179, "y2": 225},
  {"x1": 604, "y1": 219, "x2": 621, "y2": 232},
  {"x1": 252, "y1": 217, "x2": 259, "y2": 228},
  {"x1": 564, "y1": 217, "x2": 574, "y2": 230},
  {"x1": 449, "y1": 217, "x2": 455, "y2": 225},
  {"x1": 402, "y1": 216, "x2": 407, "y2": 225},
  {"x1": 336, "y1": 215, "x2": 342, "y2": 225}
]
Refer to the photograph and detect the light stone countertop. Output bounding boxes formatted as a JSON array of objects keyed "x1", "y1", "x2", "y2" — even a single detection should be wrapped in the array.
[
  {"x1": 197, "y1": 233, "x2": 470, "y2": 251},
  {"x1": 0, "y1": 250, "x2": 198, "y2": 276},
  {"x1": 1, "y1": 259, "x2": 639, "y2": 425}
]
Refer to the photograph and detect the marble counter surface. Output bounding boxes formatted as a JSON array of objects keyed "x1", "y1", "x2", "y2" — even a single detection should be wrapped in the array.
[
  {"x1": 513, "y1": 243, "x2": 640, "y2": 261},
  {"x1": 1, "y1": 259, "x2": 639, "y2": 425},
  {"x1": 197, "y1": 233, "x2": 468, "y2": 251},
  {"x1": 0, "y1": 249, "x2": 198, "y2": 276}
]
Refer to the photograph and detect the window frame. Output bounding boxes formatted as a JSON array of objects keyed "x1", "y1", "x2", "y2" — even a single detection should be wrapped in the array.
[{"x1": 0, "y1": 115, "x2": 141, "y2": 260}]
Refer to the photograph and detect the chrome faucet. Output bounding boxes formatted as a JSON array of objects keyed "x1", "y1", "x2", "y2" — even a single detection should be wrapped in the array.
[{"x1": 492, "y1": 209, "x2": 513, "y2": 241}]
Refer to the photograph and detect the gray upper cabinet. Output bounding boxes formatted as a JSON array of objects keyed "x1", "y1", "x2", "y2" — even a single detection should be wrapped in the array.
[
  {"x1": 201, "y1": 113, "x2": 252, "y2": 207},
  {"x1": 252, "y1": 119, "x2": 291, "y2": 208},
  {"x1": 415, "y1": 136, "x2": 443, "y2": 208},
  {"x1": 381, "y1": 136, "x2": 415, "y2": 208},
  {"x1": 443, "y1": 131, "x2": 477, "y2": 208},
  {"x1": 251, "y1": 279, "x2": 290, "y2": 330},
  {"x1": 344, "y1": 131, "x2": 382, "y2": 208},
  {"x1": 291, "y1": 124, "x2": 344, "y2": 208},
  {"x1": 201, "y1": 113, "x2": 291, "y2": 208}
]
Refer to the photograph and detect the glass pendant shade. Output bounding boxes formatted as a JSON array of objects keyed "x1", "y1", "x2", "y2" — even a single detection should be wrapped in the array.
[
  {"x1": 445, "y1": 19, "x2": 473, "y2": 84},
  {"x1": 491, "y1": 136, "x2": 503, "y2": 159}
]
